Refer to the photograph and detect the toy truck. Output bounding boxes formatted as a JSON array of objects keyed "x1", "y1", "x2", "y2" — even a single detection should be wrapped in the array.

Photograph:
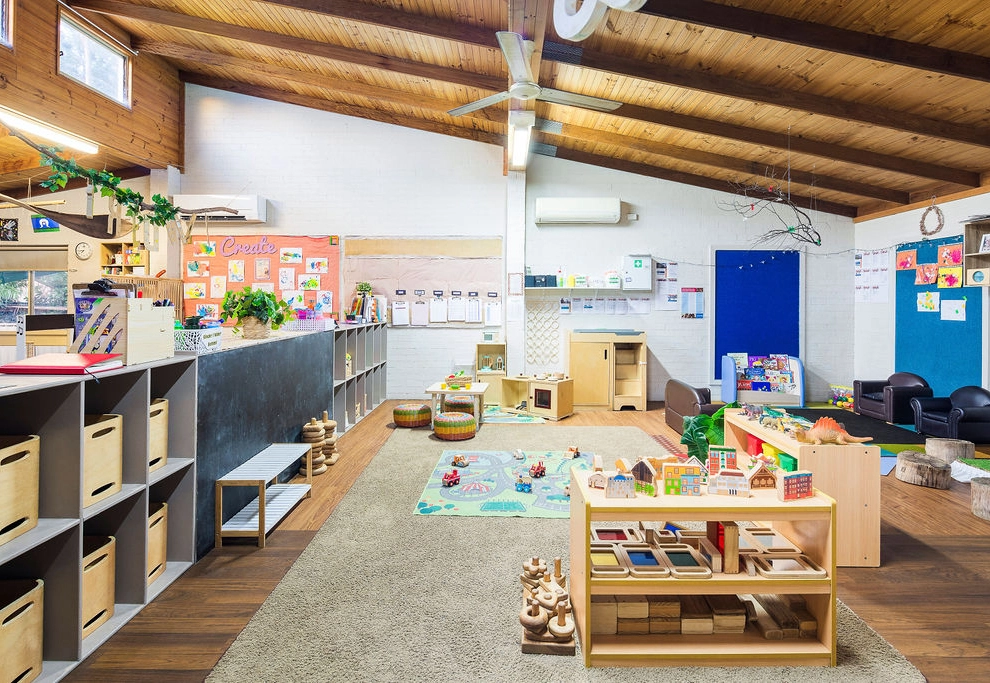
[
  {"x1": 516, "y1": 474, "x2": 533, "y2": 493},
  {"x1": 529, "y1": 461, "x2": 546, "y2": 478},
  {"x1": 442, "y1": 469, "x2": 461, "y2": 487}
]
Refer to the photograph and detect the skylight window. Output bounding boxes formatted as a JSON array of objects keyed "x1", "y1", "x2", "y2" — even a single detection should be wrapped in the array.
[
  {"x1": 58, "y1": 13, "x2": 129, "y2": 106},
  {"x1": 1, "y1": 0, "x2": 11, "y2": 48}
]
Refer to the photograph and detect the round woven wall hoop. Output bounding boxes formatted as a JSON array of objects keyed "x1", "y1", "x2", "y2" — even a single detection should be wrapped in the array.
[{"x1": 919, "y1": 204, "x2": 945, "y2": 236}]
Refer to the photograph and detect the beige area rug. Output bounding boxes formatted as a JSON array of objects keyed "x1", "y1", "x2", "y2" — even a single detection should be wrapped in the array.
[{"x1": 208, "y1": 425, "x2": 925, "y2": 683}]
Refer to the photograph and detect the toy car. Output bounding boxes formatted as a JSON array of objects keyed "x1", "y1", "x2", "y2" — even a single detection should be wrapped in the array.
[
  {"x1": 516, "y1": 475, "x2": 533, "y2": 493},
  {"x1": 451, "y1": 454, "x2": 468, "y2": 467},
  {"x1": 530, "y1": 461, "x2": 546, "y2": 478},
  {"x1": 567, "y1": 446, "x2": 580, "y2": 458},
  {"x1": 442, "y1": 470, "x2": 460, "y2": 487}
]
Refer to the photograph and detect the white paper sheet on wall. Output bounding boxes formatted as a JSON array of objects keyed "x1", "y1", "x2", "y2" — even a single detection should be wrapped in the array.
[
  {"x1": 484, "y1": 300, "x2": 502, "y2": 326},
  {"x1": 391, "y1": 300, "x2": 410, "y2": 325},
  {"x1": 447, "y1": 297, "x2": 466, "y2": 321},
  {"x1": 411, "y1": 300, "x2": 429, "y2": 326},
  {"x1": 466, "y1": 298, "x2": 482, "y2": 323},
  {"x1": 430, "y1": 297, "x2": 448, "y2": 322}
]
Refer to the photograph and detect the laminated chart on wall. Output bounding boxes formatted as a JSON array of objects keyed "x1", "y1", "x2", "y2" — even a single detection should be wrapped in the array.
[
  {"x1": 447, "y1": 296, "x2": 466, "y2": 321},
  {"x1": 429, "y1": 296, "x2": 448, "y2": 322},
  {"x1": 391, "y1": 300, "x2": 410, "y2": 326},
  {"x1": 484, "y1": 299, "x2": 502, "y2": 326},
  {"x1": 465, "y1": 298, "x2": 482, "y2": 323},
  {"x1": 410, "y1": 300, "x2": 429, "y2": 326}
]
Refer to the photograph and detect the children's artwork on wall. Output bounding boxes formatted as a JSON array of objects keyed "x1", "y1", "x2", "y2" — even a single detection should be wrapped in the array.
[
  {"x1": 278, "y1": 268, "x2": 294, "y2": 289},
  {"x1": 896, "y1": 249, "x2": 917, "y2": 270},
  {"x1": 195, "y1": 303, "x2": 220, "y2": 319},
  {"x1": 0, "y1": 218, "x2": 18, "y2": 241},
  {"x1": 210, "y1": 276, "x2": 227, "y2": 298},
  {"x1": 315, "y1": 290, "x2": 333, "y2": 313},
  {"x1": 252, "y1": 282, "x2": 275, "y2": 293},
  {"x1": 229, "y1": 259, "x2": 245, "y2": 282},
  {"x1": 915, "y1": 264, "x2": 938, "y2": 285},
  {"x1": 255, "y1": 258, "x2": 271, "y2": 280},
  {"x1": 941, "y1": 299, "x2": 966, "y2": 321},
  {"x1": 194, "y1": 241, "x2": 216, "y2": 257},
  {"x1": 937, "y1": 266, "x2": 962, "y2": 288},
  {"x1": 280, "y1": 248, "x2": 303, "y2": 264},
  {"x1": 298, "y1": 273, "x2": 320, "y2": 290},
  {"x1": 185, "y1": 282, "x2": 206, "y2": 299},
  {"x1": 187, "y1": 260, "x2": 209, "y2": 277},
  {"x1": 917, "y1": 291, "x2": 939, "y2": 312},
  {"x1": 937, "y1": 242, "x2": 963, "y2": 266},
  {"x1": 306, "y1": 257, "x2": 329, "y2": 274},
  {"x1": 283, "y1": 290, "x2": 305, "y2": 308}
]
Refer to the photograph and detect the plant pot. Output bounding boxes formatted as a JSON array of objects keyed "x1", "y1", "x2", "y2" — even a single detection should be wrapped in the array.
[{"x1": 241, "y1": 316, "x2": 270, "y2": 339}]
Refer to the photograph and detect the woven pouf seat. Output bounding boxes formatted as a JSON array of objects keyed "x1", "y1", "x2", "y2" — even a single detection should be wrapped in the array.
[
  {"x1": 434, "y1": 411, "x2": 477, "y2": 441},
  {"x1": 393, "y1": 403, "x2": 432, "y2": 428},
  {"x1": 442, "y1": 395, "x2": 475, "y2": 416}
]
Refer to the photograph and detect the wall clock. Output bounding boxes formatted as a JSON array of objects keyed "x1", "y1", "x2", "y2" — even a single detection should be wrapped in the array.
[{"x1": 74, "y1": 241, "x2": 93, "y2": 260}]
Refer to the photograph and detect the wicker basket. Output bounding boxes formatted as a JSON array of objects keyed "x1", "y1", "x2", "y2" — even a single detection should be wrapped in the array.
[
  {"x1": 174, "y1": 327, "x2": 222, "y2": 354},
  {"x1": 241, "y1": 316, "x2": 270, "y2": 339}
]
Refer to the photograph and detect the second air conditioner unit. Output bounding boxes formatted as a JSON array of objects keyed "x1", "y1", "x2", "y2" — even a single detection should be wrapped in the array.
[{"x1": 172, "y1": 194, "x2": 268, "y2": 223}]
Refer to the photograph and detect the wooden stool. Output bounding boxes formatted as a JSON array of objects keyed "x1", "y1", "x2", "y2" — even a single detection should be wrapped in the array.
[
  {"x1": 895, "y1": 450, "x2": 951, "y2": 489},
  {"x1": 443, "y1": 395, "x2": 475, "y2": 416},
  {"x1": 434, "y1": 412, "x2": 476, "y2": 441},
  {"x1": 925, "y1": 438, "x2": 975, "y2": 464},
  {"x1": 972, "y1": 477, "x2": 990, "y2": 521},
  {"x1": 393, "y1": 403, "x2": 432, "y2": 428}
]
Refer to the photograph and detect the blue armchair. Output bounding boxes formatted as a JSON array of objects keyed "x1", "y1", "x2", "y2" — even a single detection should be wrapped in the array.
[{"x1": 911, "y1": 386, "x2": 990, "y2": 443}]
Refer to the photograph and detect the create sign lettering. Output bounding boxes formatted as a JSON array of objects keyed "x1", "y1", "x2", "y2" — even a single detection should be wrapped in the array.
[{"x1": 220, "y1": 235, "x2": 278, "y2": 257}]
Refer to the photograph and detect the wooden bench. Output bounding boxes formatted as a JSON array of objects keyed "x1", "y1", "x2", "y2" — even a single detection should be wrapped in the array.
[{"x1": 215, "y1": 443, "x2": 312, "y2": 548}]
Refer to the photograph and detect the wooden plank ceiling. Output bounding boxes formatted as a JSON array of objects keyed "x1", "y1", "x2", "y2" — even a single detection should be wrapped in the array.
[{"x1": 5, "y1": 0, "x2": 990, "y2": 218}]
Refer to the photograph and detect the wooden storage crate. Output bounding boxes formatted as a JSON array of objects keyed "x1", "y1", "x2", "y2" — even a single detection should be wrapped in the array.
[
  {"x1": 147, "y1": 502, "x2": 168, "y2": 585},
  {"x1": 71, "y1": 298, "x2": 175, "y2": 365},
  {"x1": 0, "y1": 435, "x2": 40, "y2": 548},
  {"x1": 0, "y1": 579, "x2": 43, "y2": 683},
  {"x1": 148, "y1": 398, "x2": 169, "y2": 473},
  {"x1": 82, "y1": 535, "x2": 115, "y2": 639},
  {"x1": 83, "y1": 414, "x2": 123, "y2": 508}
]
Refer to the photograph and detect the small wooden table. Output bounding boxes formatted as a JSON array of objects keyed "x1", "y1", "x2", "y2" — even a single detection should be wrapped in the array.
[{"x1": 425, "y1": 382, "x2": 489, "y2": 428}]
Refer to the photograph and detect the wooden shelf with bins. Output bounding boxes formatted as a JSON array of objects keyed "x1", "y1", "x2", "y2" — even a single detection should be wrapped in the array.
[
  {"x1": 0, "y1": 356, "x2": 197, "y2": 681},
  {"x1": 99, "y1": 241, "x2": 149, "y2": 276},
  {"x1": 963, "y1": 219, "x2": 990, "y2": 286},
  {"x1": 569, "y1": 472, "x2": 836, "y2": 668}
]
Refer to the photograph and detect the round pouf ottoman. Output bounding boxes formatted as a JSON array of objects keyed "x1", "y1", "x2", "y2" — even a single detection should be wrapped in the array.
[
  {"x1": 442, "y1": 395, "x2": 476, "y2": 416},
  {"x1": 393, "y1": 403, "x2": 432, "y2": 428},
  {"x1": 434, "y1": 411, "x2": 477, "y2": 441}
]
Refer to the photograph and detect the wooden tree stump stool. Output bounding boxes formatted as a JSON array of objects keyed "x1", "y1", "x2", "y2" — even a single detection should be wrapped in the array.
[
  {"x1": 895, "y1": 450, "x2": 951, "y2": 489},
  {"x1": 972, "y1": 478, "x2": 990, "y2": 521},
  {"x1": 925, "y1": 438, "x2": 975, "y2": 464}
]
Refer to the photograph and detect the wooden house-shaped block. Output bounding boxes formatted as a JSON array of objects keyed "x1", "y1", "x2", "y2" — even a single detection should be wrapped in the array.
[
  {"x1": 707, "y1": 446, "x2": 737, "y2": 478},
  {"x1": 661, "y1": 462, "x2": 703, "y2": 496},
  {"x1": 746, "y1": 462, "x2": 777, "y2": 489},
  {"x1": 606, "y1": 473, "x2": 637, "y2": 498},
  {"x1": 708, "y1": 468, "x2": 750, "y2": 497},
  {"x1": 588, "y1": 471, "x2": 608, "y2": 489},
  {"x1": 630, "y1": 458, "x2": 659, "y2": 496},
  {"x1": 682, "y1": 455, "x2": 710, "y2": 483}
]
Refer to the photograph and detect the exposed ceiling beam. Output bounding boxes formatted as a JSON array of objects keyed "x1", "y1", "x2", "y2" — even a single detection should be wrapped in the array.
[
  {"x1": 536, "y1": 119, "x2": 910, "y2": 204},
  {"x1": 639, "y1": 0, "x2": 990, "y2": 84},
  {"x1": 179, "y1": 72, "x2": 506, "y2": 147},
  {"x1": 70, "y1": 0, "x2": 506, "y2": 92},
  {"x1": 538, "y1": 143, "x2": 859, "y2": 217},
  {"x1": 605, "y1": 103, "x2": 979, "y2": 187},
  {"x1": 552, "y1": 41, "x2": 990, "y2": 149},
  {"x1": 138, "y1": 40, "x2": 504, "y2": 123}
]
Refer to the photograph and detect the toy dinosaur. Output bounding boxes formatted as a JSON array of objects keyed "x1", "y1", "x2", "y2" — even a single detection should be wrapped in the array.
[{"x1": 793, "y1": 416, "x2": 872, "y2": 445}]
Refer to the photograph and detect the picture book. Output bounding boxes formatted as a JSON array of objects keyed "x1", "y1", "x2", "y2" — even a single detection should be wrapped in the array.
[
  {"x1": 750, "y1": 381, "x2": 773, "y2": 392},
  {"x1": 768, "y1": 354, "x2": 790, "y2": 372},
  {"x1": 726, "y1": 352, "x2": 748, "y2": 372},
  {"x1": 0, "y1": 353, "x2": 123, "y2": 375},
  {"x1": 748, "y1": 354, "x2": 769, "y2": 370}
]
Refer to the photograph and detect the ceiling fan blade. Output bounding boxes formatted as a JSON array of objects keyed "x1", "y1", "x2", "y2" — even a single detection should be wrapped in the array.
[
  {"x1": 448, "y1": 90, "x2": 512, "y2": 117},
  {"x1": 497, "y1": 31, "x2": 535, "y2": 84},
  {"x1": 536, "y1": 87, "x2": 623, "y2": 112}
]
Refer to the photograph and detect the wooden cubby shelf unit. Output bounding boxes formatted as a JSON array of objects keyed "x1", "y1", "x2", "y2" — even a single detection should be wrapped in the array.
[
  {"x1": 569, "y1": 472, "x2": 837, "y2": 668},
  {"x1": 0, "y1": 357, "x2": 197, "y2": 682},
  {"x1": 214, "y1": 443, "x2": 312, "y2": 548},
  {"x1": 332, "y1": 322, "x2": 387, "y2": 431}
]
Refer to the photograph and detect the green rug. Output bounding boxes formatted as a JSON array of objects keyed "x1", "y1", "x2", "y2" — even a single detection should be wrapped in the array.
[
  {"x1": 481, "y1": 405, "x2": 545, "y2": 423},
  {"x1": 960, "y1": 458, "x2": 990, "y2": 473},
  {"x1": 415, "y1": 448, "x2": 592, "y2": 517}
]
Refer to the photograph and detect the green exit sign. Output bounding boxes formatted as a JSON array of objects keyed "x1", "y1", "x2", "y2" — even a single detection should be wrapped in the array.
[{"x1": 634, "y1": 259, "x2": 643, "y2": 268}]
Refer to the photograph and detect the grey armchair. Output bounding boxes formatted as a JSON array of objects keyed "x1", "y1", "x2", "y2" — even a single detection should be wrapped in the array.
[
  {"x1": 911, "y1": 386, "x2": 990, "y2": 443},
  {"x1": 854, "y1": 372, "x2": 932, "y2": 424}
]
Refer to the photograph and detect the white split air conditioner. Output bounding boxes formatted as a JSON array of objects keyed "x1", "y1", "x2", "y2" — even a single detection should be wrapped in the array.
[
  {"x1": 534, "y1": 197, "x2": 622, "y2": 224},
  {"x1": 172, "y1": 194, "x2": 268, "y2": 223}
]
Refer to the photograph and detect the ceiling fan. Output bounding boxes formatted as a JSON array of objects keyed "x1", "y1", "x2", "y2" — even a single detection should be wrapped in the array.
[{"x1": 447, "y1": 32, "x2": 623, "y2": 117}]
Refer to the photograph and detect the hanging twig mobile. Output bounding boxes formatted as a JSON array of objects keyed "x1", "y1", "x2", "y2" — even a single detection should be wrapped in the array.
[{"x1": 717, "y1": 179, "x2": 822, "y2": 248}]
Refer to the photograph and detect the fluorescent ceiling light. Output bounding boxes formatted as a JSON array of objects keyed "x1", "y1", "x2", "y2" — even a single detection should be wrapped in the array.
[
  {"x1": 508, "y1": 110, "x2": 535, "y2": 170},
  {"x1": 0, "y1": 109, "x2": 99, "y2": 154}
]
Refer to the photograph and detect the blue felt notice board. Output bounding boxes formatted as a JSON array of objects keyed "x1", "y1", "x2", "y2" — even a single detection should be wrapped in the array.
[{"x1": 894, "y1": 237, "x2": 982, "y2": 396}]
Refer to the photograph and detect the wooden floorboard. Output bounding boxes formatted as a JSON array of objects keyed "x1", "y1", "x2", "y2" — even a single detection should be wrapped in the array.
[{"x1": 64, "y1": 400, "x2": 990, "y2": 682}]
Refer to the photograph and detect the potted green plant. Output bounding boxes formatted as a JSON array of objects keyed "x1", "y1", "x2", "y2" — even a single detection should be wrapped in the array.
[{"x1": 221, "y1": 286, "x2": 294, "y2": 339}]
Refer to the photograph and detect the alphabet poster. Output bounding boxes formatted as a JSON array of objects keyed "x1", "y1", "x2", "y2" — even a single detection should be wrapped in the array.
[{"x1": 183, "y1": 234, "x2": 339, "y2": 323}]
